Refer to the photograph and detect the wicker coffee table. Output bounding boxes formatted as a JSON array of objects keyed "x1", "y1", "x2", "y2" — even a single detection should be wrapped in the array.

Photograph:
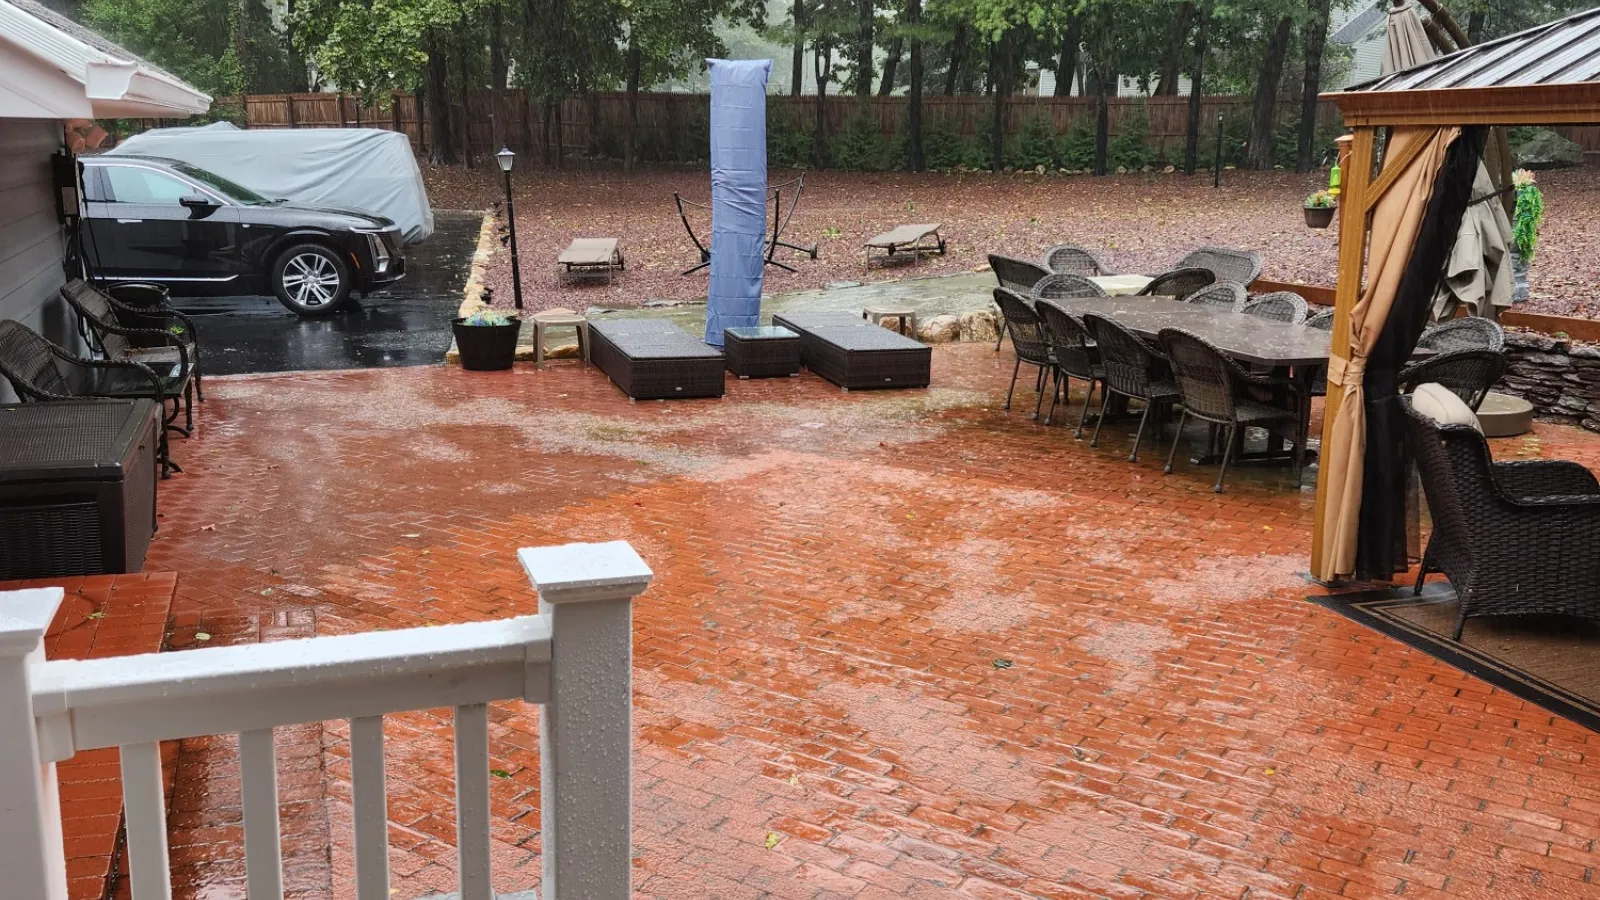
[
  {"x1": 724, "y1": 326, "x2": 800, "y2": 379},
  {"x1": 772, "y1": 311, "x2": 931, "y2": 391},
  {"x1": 590, "y1": 319, "x2": 725, "y2": 400}
]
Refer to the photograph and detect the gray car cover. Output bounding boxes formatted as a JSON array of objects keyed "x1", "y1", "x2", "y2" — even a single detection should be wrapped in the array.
[{"x1": 109, "y1": 122, "x2": 434, "y2": 244}]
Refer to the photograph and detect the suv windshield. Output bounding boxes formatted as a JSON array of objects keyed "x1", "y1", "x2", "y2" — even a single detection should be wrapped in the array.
[{"x1": 169, "y1": 162, "x2": 274, "y2": 205}]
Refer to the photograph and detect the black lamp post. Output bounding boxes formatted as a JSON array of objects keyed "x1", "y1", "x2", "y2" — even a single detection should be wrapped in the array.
[{"x1": 497, "y1": 147, "x2": 524, "y2": 310}]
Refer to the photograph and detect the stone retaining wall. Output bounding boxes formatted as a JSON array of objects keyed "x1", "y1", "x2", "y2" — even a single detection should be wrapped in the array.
[{"x1": 1498, "y1": 330, "x2": 1600, "y2": 432}]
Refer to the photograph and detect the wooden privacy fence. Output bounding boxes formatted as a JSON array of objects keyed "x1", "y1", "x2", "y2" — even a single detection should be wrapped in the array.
[{"x1": 219, "y1": 90, "x2": 1337, "y2": 162}]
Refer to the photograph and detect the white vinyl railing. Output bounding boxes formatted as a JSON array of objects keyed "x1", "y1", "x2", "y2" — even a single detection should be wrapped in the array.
[{"x1": 0, "y1": 540, "x2": 651, "y2": 900}]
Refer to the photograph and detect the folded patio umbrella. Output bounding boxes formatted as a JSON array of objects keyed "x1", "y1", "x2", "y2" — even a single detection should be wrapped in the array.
[{"x1": 704, "y1": 58, "x2": 772, "y2": 347}]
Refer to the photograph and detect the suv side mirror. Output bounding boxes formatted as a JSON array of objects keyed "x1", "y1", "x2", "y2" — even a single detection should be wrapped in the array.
[{"x1": 179, "y1": 194, "x2": 216, "y2": 210}]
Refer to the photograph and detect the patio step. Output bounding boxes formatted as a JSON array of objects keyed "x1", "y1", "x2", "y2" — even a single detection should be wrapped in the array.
[{"x1": 0, "y1": 572, "x2": 177, "y2": 900}]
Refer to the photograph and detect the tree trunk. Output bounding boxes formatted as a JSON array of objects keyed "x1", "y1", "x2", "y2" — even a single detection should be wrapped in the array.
[
  {"x1": 1154, "y1": 3, "x2": 1194, "y2": 96},
  {"x1": 879, "y1": 38, "x2": 902, "y2": 95},
  {"x1": 554, "y1": 99, "x2": 565, "y2": 169},
  {"x1": 1092, "y1": 68, "x2": 1111, "y2": 176},
  {"x1": 624, "y1": 37, "x2": 642, "y2": 171},
  {"x1": 425, "y1": 35, "x2": 457, "y2": 165},
  {"x1": 1055, "y1": 16, "x2": 1081, "y2": 97},
  {"x1": 233, "y1": 0, "x2": 251, "y2": 88},
  {"x1": 1296, "y1": 0, "x2": 1332, "y2": 172},
  {"x1": 813, "y1": 45, "x2": 831, "y2": 166},
  {"x1": 1467, "y1": 10, "x2": 1486, "y2": 44},
  {"x1": 457, "y1": 31, "x2": 475, "y2": 169},
  {"x1": 943, "y1": 26, "x2": 966, "y2": 96},
  {"x1": 490, "y1": 5, "x2": 508, "y2": 153},
  {"x1": 990, "y1": 31, "x2": 1012, "y2": 172},
  {"x1": 1244, "y1": 15, "x2": 1292, "y2": 171},
  {"x1": 416, "y1": 79, "x2": 429, "y2": 155},
  {"x1": 907, "y1": 0, "x2": 923, "y2": 170},
  {"x1": 521, "y1": 88, "x2": 535, "y2": 154},
  {"x1": 1184, "y1": 6, "x2": 1208, "y2": 175},
  {"x1": 791, "y1": 0, "x2": 806, "y2": 96},
  {"x1": 856, "y1": 0, "x2": 873, "y2": 97}
]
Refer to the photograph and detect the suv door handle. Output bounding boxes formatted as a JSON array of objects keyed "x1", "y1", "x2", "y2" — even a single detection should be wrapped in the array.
[{"x1": 116, "y1": 218, "x2": 143, "y2": 224}]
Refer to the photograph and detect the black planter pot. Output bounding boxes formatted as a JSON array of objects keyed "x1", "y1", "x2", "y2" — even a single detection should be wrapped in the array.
[
  {"x1": 452, "y1": 317, "x2": 521, "y2": 371},
  {"x1": 1304, "y1": 205, "x2": 1337, "y2": 229}
]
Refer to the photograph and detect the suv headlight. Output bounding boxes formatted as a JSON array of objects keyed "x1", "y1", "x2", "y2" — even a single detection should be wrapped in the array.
[{"x1": 364, "y1": 232, "x2": 392, "y2": 274}]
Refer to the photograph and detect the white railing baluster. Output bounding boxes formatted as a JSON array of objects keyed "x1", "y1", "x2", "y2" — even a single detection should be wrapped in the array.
[
  {"x1": 0, "y1": 588, "x2": 68, "y2": 900},
  {"x1": 349, "y1": 716, "x2": 390, "y2": 900},
  {"x1": 239, "y1": 728, "x2": 284, "y2": 900},
  {"x1": 454, "y1": 703, "x2": 492, "y2": 900},
  {"x1": 521, "y1": 541, "x2": 653, "y2": 900},
  {"x1": 121, "y1": 741, "x2": 172, "y2": 900}
]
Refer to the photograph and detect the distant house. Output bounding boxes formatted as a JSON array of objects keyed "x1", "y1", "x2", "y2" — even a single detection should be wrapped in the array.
[{"x1": 0, "y1": 0, "x2": 208, "y2": 398}]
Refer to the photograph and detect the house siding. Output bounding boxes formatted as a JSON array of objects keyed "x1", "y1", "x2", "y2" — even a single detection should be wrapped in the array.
[{"x1": 0, "y1": 118, "x2": 71, "y2": 402}]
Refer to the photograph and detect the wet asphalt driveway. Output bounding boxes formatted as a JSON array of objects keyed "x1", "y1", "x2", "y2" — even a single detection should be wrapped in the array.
[{"x1": 174, "y1": 211, "x2": 480, "y2": 376}]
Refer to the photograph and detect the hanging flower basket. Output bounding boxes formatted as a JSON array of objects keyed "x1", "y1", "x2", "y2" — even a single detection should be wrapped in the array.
[{"x1": 1304, "y1": 190, "x2": 1337, "y2": 229}]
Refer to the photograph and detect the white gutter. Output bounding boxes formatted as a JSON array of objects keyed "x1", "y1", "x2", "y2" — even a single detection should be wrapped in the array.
[{"x1": 0, "y1": 0, "x2": 210, "y2": 119}]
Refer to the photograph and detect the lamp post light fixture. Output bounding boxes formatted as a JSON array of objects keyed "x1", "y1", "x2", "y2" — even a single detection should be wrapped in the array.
[{"x1": 497, "y1": 147, "x2": 524, "y2": 310}]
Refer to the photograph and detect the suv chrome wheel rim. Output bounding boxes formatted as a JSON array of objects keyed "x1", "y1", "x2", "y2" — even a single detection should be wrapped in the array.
[{"x1": 283, "y1": 253, "x2": 340, "y2": 307}]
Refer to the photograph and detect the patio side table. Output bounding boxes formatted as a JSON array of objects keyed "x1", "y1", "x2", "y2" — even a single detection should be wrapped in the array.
[{"x1": 724, "y1": 326, "x2": 801, "y2": 379}]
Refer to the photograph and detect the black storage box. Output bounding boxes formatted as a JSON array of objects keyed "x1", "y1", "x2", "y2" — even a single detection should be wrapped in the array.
[{"x1": 0, "y1": 400, "x2": 160, "y2": 580}]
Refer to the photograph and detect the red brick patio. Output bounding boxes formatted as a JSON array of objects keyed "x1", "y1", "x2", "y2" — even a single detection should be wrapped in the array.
[{"x1": 41, "y1": 342, "x2": 1600, "y2": 899}]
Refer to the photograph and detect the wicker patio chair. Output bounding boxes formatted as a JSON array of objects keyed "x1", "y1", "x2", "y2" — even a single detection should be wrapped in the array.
[
  {"x1": 1035, "y1": 299, "x2": 1103, "y2": 438},
  {"x1": 1183, "y1": 282, "x2": 1248, "y2": 312},
  {"x1": 988, "y1": 254, "x2": 1051, "y2": 350},
  {"x1": 1305, "y1": 308, "x2": 1335, "y2": 330},
  {"x1": 1041, "y1": 244, "x2": 1116, "y2": 277},
  {"x1": 1398, "y1": 349, "x2": 1507, "y2": 411},
  {"x1": 1158, "y1": 328, "x2": 1303, "y2": 492},
  {"x1": 995, "y1": 288, "x2": 1054, "y2": 418},
  {"x1": 1031, "y1": 273, "x2": 1108, "y2": 303},
  {"x1": 1417, "y1": 317, "x2": 1505, "y2": 353},
  {"x1": 1403, "y1": 393, "x2": 1600, "y2": 639},
  {"x1": 61, "y1": 280, "x2": 199, "y2": 432},
  {"x1": 0, "y1": 320, "x2": 178, "y2": 476},
  {"x1": 1175, "y1": 247, "x2": 1264, "y2": 286},
  {"x1": 1081, "y1": 313, "x2": 1181, "y2": 463},
  {"x1": 1242, "y1": 291, "x2": 1310, "y2": 325},
  {"x1": 1138, "y1": 267, "x2": 1216, "y2": 301}
]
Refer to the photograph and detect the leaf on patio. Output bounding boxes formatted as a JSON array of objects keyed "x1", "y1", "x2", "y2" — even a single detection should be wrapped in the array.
[
  {"x1": 194, "y1": 632, "x2": 211, "y2": 642},
  {"x1": 403, "y1": 533, "x2": 422, "y2": 538},
  {"x1": 993, "y1": 658, "x2": 1013, "y2": 669},
  {"x1": 86, "y1": 611, "x2": 106, "y2": 621},
  {"x1": 491, "y1": 769, "x2": 512, "y2": 779},
  {"x1": 200, "y1": 524, "x2": 216, "y2": 531},
  {"x1": 765, "y1": 832, "x2": 783, "y2": 850},
  {"x1": 788, "y1": 774, "x2": 800, "y2": 787}
]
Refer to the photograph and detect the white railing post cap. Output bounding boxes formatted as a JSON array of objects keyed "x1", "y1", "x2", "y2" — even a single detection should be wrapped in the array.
[
  {"x1": 518, "y1": 541, "x2": 652, "y2": 604},
  {"x1": 0, "y1": 588, "x2": 64, "y2": 656}
]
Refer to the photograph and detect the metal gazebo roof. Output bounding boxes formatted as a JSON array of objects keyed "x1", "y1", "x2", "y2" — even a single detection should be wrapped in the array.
[{"x1": 1328, "y1": 5, "x2": 1600, "y2": 126}]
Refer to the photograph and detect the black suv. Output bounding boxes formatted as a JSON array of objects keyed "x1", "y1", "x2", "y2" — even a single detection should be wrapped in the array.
[{"x1": 80, "y1": 155, "x2": 405, "y2": 316}]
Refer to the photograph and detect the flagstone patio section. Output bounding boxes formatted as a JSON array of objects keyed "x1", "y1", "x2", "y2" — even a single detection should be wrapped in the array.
[{"x1": 77, "y1": 343, "x2": 1600, "y2": 898}]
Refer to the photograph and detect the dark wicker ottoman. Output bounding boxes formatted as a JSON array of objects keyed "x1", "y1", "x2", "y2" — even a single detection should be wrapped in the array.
[
  {"x1": 772, "y1": 312, "x2": 931, "y2": 390},
  {"x1": 0, "y1": 399, "x2": 160, "y2": 580},
  {"x1": 724, "y1": 326, "x2": 801, "y2": 379},
  {"x1": 590, "y1": 319, "x2": 725, "y2": 400}
]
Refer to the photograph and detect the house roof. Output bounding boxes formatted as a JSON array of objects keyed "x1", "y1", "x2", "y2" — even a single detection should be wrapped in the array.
[
  {"x1": 0, "y1": 0, "x2": 210, "y2": 119},
  {"x1": 1326, "y1": 5, "x2": 1600, "y2": 126}
]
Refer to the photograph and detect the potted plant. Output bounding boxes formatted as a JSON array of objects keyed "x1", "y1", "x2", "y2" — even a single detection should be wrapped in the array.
[
  {"x1": 1304, "y1": 190, "x2": 1337, "y2": 229},
  {"x1": 1510, "y1": 169, "x2": 1545, "y2": 303},
  {"x1": 452, "y1": 308, "x2": 521, "y2": 371}
]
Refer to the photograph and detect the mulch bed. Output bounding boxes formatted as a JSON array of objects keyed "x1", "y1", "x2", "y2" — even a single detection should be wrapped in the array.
[{"x1": 422, "y1": 162, "x2": 1600, "y2": 319}]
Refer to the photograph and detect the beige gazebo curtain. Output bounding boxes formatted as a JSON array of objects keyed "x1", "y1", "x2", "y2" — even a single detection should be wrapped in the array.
[{"x1": 1315, "y1": 126, "x2": 1461, "y2": 580}]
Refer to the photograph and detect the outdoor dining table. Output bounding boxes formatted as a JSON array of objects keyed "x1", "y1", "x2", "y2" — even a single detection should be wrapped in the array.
[{"x1": 1088, "y1": 274, "x2": 1155, "y2": 297}]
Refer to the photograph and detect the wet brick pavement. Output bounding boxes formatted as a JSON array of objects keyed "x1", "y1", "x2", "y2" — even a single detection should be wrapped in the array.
[{"x1": 80, "y1": 342, "x2": 1600, "y2": 898}]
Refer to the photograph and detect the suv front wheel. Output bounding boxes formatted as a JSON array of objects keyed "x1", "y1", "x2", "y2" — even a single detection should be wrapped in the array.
[{"x1": 271, "y1": 243, "x2": 352, "y2": 316}]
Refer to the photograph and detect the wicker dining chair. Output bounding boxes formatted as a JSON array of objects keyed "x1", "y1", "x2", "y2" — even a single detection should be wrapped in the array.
[
  {"x1": 1031, "y1": 273, "x2": 1108, "y2": 302},
  {"x1": 995, "y1": 288, "x2": 1054, "y2": 418},
  {"x1": 1183, "y1": 282, "x2": 1248, "y2": 312},
  {"x1": 1403, "y1": 395, "x2": 1600, "y2": 639},
  {"x1": 1035, "y1": 299, "x2": 1103, "y2": 438},
  {"x1": 1080, "y1": 313, "x2": 1181, "y2": 463},
  {"x1": 1175, "y1": 247, "x2": 1264, "y2": 287},
  {"x1": 1242, "y1": 291, "x2": 1309, "y2": 325},
  {"x1": 1158, "y1": 328, "x2": 1303, "y2": 492},
  {"x1": 0, "y1": 320, "x2": 178, "y2": 476},
  {"x1": 1398, "y1": 349, "x2": 1508, "y2": 411},
  {"x1": 1417, "y1": 317, "x2": 1505, "y2": 353},
  {"x1": 988, "y1": 254, "x2": 1051, "y2": 350},
  {"x1": 1138, "y1": 267, "x2": 1216, "y2": 301},
  {"x1": 1305, "y1": 308, "x2": 1335, "y2": 330},
  {"x1": 61, "y1": 281, "x2": 198, "y2": 433},
  {"x1": 1041, "y1": 244, "x2": 1116, "y2": 277}
]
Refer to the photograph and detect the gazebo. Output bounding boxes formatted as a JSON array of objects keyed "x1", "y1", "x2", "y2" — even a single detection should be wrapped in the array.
[{"x1": 1312, "y1": 6, "x2": 1600, "y2": 583}]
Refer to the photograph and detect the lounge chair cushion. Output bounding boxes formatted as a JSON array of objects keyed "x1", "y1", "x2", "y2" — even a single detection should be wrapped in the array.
[{"x1": 1412, "y1": 382, "x2": 1482, "y2": 433}]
